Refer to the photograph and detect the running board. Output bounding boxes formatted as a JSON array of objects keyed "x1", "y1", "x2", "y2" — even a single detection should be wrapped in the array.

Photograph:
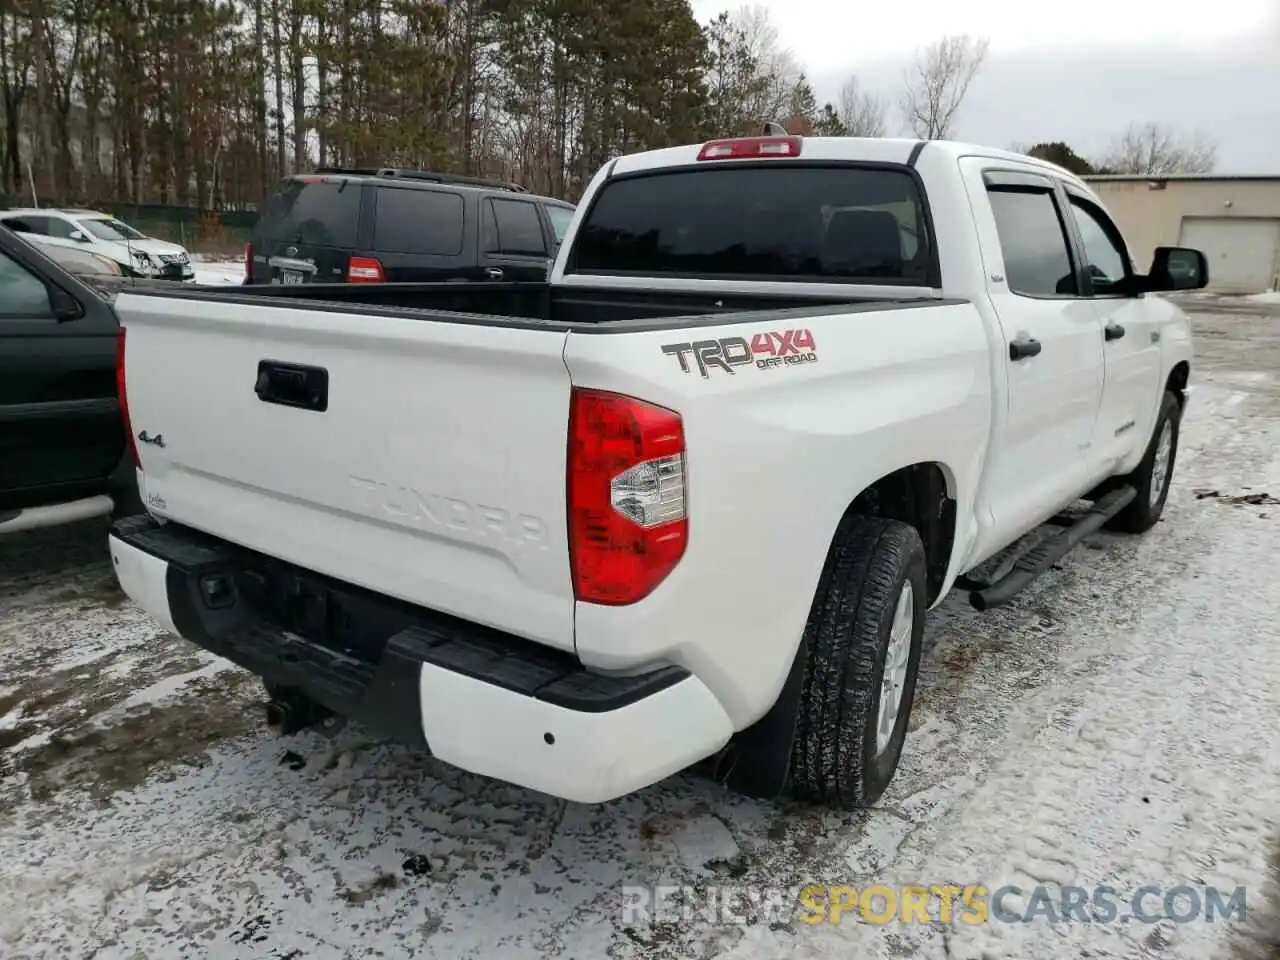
[{"x1": 967, "y1": 486, "x2": 1136, "y2": 611}]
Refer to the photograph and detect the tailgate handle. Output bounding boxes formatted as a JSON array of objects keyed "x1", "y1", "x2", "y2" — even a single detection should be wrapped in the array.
[{"x1": 255, "y1": 360, "x2": 329, "y2": 412}]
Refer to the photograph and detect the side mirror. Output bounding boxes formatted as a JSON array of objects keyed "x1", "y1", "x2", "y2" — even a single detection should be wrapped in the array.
[
  {"x1": 69, "y1": 229, "x2": 89, "y2": 243},
  {"x1": 49, "y1": 285, "x2": 83, "y2": 321},
  {"x1": 1145, "y1": 246, "x2": 1209, "y2": 292}
]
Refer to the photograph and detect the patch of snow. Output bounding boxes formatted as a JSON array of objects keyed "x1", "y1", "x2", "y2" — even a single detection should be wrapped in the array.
[
  {"x1": 192, "y1": 262, "x2": 246, "y2": 285},
  {"x1": 10, "y1": 729, "x2": 52, "y2": 754},
  {"x1": 0, "y1": 700, "x2": 25, "y2": 731},
  {"x1": 1246, "y1": 290, "x2": 1280, "y2": 304},
  {"x1": 54, "y1": 643, "x2": 117, "y2": 672},
  {"x1": 102, "y1": 651, "x2": 152, "y2": 682},
  {"x1": 670, "y1": 814, "x2": 741, "y2": 874},
  {"x1": 188, "y1": 253, "x2": 242, "y2": 264},
  {"x1": 112, "y1": 659, "x2": 237, "y2": 715}
]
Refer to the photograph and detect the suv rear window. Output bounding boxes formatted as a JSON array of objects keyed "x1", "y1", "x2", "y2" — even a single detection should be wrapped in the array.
[
  {"x1": 571, "y1": 165, "x2": 931, "y2": 283},
  {"x1": 372, "y1": 187, "x2": 465, "y2": 256},
  {"x1": 257, "y1": 178, "x2": 362, "y2": 247}
]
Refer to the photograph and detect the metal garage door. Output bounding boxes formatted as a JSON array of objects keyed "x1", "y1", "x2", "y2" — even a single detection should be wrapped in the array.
[{"x1": 1178, "y1": 218, "x2": 1280, "y2": 294}]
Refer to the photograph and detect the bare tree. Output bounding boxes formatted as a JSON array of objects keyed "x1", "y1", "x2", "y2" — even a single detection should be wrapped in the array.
[
  {"x1": 1098, "y1": 122, "x2": 1217, "y2": 175},
  {"x1": 732, "y1": 5, "x2": 798, "y2": 124},
  {"x1": 837, "y1": 75, "x2": 887, "y2": 137},
  {"x1": 899, "y1": 34, "x2": 989, "y2": 140}
]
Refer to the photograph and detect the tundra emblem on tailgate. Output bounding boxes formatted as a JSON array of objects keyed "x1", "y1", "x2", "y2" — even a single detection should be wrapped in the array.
[
  {"x1": 661, "y1": 328, "x2": 818, "y2": 378},
  {"x1": 348, "y1": 476, "x2": 549, "y2": 548}
]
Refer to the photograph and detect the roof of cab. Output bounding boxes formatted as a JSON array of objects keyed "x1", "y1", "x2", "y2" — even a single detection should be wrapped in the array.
[{"x1": 607, "y1": 136, "x2": 1092, "y2": 193}]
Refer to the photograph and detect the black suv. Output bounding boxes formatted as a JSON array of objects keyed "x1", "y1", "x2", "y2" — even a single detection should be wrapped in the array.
[{"x1": 244, "y1": 168, "x2": 575, "y2": 285}]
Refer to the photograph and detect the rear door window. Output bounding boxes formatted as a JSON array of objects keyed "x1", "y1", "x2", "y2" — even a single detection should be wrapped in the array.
[
  {"x1": 44, "y1": 218, "x2": 77, "y2": 240},
  {"x1": 489, "y1": 199, "x2": 548, "y2": 257},
  {"x1": 372, "y1": 187, "x2": 465, "y2": 256},
  {"x1": 257, "y1": 178, "x2": 363, "y2": 247},
  {"x1": 986, "y1": 188, "x2": 1078, "y2": 297},
  {"x1": 546, "y1": 205, "x2": 574, "y2": 244},
  {"x1": 570, "y1": 165, "x2": 932, "y2": 283}
]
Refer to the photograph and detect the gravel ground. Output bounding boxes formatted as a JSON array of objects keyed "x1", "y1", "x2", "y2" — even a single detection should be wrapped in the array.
[{"x1": 1, "y1": 297, "x2": 1277, "y2": 960}]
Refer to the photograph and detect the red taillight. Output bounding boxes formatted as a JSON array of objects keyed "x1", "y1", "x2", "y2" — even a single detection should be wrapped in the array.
[
  {"x1": 347, "y1": 256, "x2": 385, "y2": 283},
  {"x1": 244, "y1": 241, "x2": 253, "y2": 282},
  {"x1": 567, "y1": 388, "x2": 688, "y2": 605},
  {"x1": 696, "y1": 136, "x2": 802, "y2": 161},
  {"x1": 116, "y1": 328, "x2": 138, "y2": 467}
]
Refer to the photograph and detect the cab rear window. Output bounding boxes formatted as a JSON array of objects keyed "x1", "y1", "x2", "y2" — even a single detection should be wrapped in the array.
[
  {"x1": 257, "y1": 179, "x2": 362, "y2": 247},
  {"x1": 570, "y1": 165, "x2": 932, "y2": 284}
]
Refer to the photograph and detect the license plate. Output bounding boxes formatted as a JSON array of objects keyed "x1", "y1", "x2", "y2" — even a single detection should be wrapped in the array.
[{"x1": 282, "y1": 270, "x2": 304, "y2": 285}]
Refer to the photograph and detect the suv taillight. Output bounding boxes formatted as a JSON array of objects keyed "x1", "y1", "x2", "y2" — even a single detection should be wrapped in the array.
[
  {"x1": 116, "y1": 329, "x2": 138, "y2": 467},
  {"x1": 568, "y1": 388, "x2": 687, "y2": 605},
  {"x1": 347, "y1": 256, "x2": 384, "y2": 283},
  {"x1": 244, "y1": 241, "x2": 252, "y2": 282}
]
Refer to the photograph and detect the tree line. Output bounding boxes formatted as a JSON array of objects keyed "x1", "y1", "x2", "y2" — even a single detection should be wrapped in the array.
[{"x1": 0, "y1": 1, "x2": 1217, "y2": 212}]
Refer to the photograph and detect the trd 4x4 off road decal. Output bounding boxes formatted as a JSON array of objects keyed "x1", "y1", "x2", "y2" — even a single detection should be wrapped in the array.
[{"x1": 661, "y1": 329, "x2": 818, "y2": 378}]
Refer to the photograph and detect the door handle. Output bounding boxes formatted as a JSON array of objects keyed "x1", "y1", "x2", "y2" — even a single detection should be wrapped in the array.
[
  {"x1": 1105, "y1": 322, "x2": 1126, "y2": 341},
  {"x1": 485, "y1": 267, "x2": 504, "y2": 280},
  {"x1": 1009, "y1": 337, "x2": 1042, "y2": 361}
]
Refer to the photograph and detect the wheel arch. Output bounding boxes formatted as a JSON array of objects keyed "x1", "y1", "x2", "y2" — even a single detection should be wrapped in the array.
[
  {"x1": 1166, "y1": 360, "x2": 1190, "y2": 410},
  {"x1": 719, "y1": 463, "x2": 956, "y2": 801},
  {"x1": 841, "y1": 461, "x2": 957, "y2": 605}
]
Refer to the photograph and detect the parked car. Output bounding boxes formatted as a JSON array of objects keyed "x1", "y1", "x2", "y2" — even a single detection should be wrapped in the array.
[
  {"x1": 0, "y1": 223, "x2": 141, "y2": 534},
  {"x1": 0, "y1": 208, "x2": 194, "y2": 281},
  {"x1": 107, "y1": 133, "x2": 1206, "y2": 808},
  {"x1": 244, "y1": 168, "x2": 575, "y2": 285}
]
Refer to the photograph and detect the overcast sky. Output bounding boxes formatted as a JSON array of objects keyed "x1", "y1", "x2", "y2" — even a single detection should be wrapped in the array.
[{"x1": 689, "y1": 0, "x2": 1280, "y2": 172}]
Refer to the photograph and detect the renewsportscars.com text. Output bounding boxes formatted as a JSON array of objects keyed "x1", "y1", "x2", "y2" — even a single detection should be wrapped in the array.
[{"x1": 621, "y1": 883, "x2": 1248, "y2": 926}]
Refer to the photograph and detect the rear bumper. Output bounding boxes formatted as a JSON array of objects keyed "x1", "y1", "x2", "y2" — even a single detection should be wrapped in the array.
[{"x1": 109, "y1": 517, "x2": 733, "y2": 803}]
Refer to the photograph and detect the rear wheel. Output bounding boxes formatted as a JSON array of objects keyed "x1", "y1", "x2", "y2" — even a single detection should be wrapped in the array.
[
  {"x1": 1108, "y1": 390, "x2": 1181, "y2": 534},
  {"x1": 787, "y1": 516, "x2": 927, "y2": 808}
]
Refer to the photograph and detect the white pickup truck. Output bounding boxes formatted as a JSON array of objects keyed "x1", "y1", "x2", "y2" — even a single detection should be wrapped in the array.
[{"x1": 108, "y1": 134, "x2": 1205, "y2": 808}]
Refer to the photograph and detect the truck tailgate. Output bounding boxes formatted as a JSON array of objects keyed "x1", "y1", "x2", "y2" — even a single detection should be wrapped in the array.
[{"x1": 114, "y1": 292, "x2": 576, "y2": 651}]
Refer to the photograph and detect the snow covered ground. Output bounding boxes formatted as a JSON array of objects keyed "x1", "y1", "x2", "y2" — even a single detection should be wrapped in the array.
[{"x1": 1, "y1": 301, "x2": 1278, "y2": 959}]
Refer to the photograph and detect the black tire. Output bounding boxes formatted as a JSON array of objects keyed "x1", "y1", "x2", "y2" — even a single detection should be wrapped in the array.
[
  {"x1": 1107, "y1": 390, "x2": 1181, "y2": 534},
  {"x1": 787, "y1": 516, "x2": 928, "y2": 808}
]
